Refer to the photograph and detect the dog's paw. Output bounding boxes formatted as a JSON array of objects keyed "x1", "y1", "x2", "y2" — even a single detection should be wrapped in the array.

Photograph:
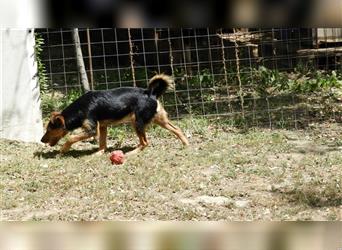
[
  {"x1": 93, "y1": 149, "x2": 106, "y2": 156},
  {"x1": 60, "y1": 144, "x2": 71, "y2": 154}
]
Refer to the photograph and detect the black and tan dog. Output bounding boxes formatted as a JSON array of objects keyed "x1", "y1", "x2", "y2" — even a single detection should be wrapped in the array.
[{"x1": 41, "y1": 74, "x2": 189, "y2": 155}]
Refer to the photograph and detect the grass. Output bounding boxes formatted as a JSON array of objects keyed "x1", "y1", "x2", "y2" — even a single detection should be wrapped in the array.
[{"x1": 1, "y1": 118, "x2": 341, "y2": 221}]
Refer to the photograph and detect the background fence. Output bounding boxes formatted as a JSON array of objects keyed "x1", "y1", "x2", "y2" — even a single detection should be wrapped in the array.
[{"x1": 37, "y1": 28, "x2": 342, "y2": 128}]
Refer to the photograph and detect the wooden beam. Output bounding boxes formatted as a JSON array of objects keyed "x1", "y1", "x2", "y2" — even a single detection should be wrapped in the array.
[{"x1": 297, "y1": 47, "x2": 342, "y2": 56}]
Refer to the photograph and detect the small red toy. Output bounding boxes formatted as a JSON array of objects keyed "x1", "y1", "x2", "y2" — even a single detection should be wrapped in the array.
[{"x1": 110, "y1": 150, "x2": 125, "y2": 165}]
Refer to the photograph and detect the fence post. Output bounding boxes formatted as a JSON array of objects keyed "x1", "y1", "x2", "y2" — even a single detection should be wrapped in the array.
[
  {"x1": 233, "y1": 28, "x2": 245, "y2": 119},
  {"x1": 86, "y1": 28, "x2": 94, "y2": 90},
  {"x1": 72, "y1": 28, "x2": 90, "y2": 92},
  {"x1": 128, "y1": 28, "x2": 136, "y2": 87}
]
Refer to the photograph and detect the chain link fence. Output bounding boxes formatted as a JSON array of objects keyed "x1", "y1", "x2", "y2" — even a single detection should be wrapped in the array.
[{"x1": 37, "y1": 28, "x2": 342, "y2": 128}]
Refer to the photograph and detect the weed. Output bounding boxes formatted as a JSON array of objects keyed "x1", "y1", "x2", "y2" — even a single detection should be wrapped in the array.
[
  {"x1": 252, "y1": 66, "x2": 289, "y2": 95},
  {"x1": 290, "y1": 178, "x2": 342, "y2": 207},
  {"x1": 288, "y1": 70, "x2": 342, "y2": 93},
  {"x1": 41, "y1": 89, "x2": 83, "y2": 117},
  {"x1": 24, "y1": 181, "x2": 40, "y2": 193},
  {"x1": 107, "y1": 126, "x2": 132, "y2": 147},
  {"x1": 189, "y1": 69, "x2": 214, "y2": 88},
  {"x1": 244, "y1": 66, "x2": 342, "y2": 95}
]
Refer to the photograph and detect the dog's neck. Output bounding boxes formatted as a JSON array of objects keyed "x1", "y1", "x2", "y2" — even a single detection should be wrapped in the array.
[{"x1": 61, "y1": 111, "x2": 83, "y2": 131}]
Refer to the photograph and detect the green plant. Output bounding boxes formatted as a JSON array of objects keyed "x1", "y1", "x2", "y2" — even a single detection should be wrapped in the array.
[
  {"x1": 294, "y1": 61, "x2": 316, "y2": 75},
  {"x1": 41, "y1": 93, "x2": 63, "y2": 117},
  {"x1": 189, "y1": 69, "x2": 214, "y2": 88},
  {"x1": 41, "y1": 89, "x2": 83, "y2": 117},
  {"x1": 64, "y1": 89, "x2": 83, "y2": 106},
  {"x1": 252, "y1": 66, "x2": 288, "y2": 95},
  {"x1": 107, "y1": 126, "x2": 132, "y2": 147},
  {"x1": 34, "y1": 33, "x2": 49, "y2": 94},
  {"x1": 239, "y1": 66, "x2": 342, "y2": 95},
  {"x1": 288, "y1": 70, "x2": 342, "y2": 93}
]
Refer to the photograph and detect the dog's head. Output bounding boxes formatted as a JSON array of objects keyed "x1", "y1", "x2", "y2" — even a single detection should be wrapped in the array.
[{"x1": 41, "y1": 112, "x2": 68, "y2": 146}]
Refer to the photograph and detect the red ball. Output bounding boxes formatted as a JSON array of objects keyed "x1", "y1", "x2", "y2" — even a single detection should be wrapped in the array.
[{"x1": 110, "y1": 150, "x2": 125, "y2": 165}]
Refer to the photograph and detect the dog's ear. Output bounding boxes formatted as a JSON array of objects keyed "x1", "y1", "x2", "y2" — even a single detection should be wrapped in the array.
[{"x1": 50, "y1": 112, "x2": 65, "y2": 128}]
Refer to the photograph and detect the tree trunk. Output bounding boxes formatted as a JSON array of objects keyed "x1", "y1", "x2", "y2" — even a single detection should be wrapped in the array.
[{"x1": 72, "y1": 28, "x2": 90, "y2": 92}]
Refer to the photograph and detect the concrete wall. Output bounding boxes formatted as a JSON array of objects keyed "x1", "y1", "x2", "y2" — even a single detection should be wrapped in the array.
[
  {"x1": 0, "y1": 0, "x2": 45, "y2": 28},
  {"x1": 0, "y1": 29, "x2": 43, "y2": 142}
]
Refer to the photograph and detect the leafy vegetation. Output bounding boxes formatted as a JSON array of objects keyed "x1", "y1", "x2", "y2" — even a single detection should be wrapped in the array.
[
  {"x1": 34, "y1": 33, "x2": 49, "y2": 93},
  {"x1": 238, "y1": 66, "x2": 342, "y2": 96},
  {"x1": 287, "y1": 70, "x2": 342, "y2": 93},
  {"x1": 40, "y1": 90, "x2": 83, "y2": 118}
]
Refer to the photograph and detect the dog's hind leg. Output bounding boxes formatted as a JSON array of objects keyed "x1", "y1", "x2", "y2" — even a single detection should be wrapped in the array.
[
  {"x1": 126, "y1": 129, "x2": 149, "y2": 156},
  {"x1": 126, "y1": 118, "x2": 149, "y2": 156},
  {"x1": 153, "y1": 109, "x2": 189, "y2": 146}
]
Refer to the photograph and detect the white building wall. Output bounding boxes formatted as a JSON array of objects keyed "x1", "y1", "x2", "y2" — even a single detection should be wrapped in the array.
[
  {"x1": 0, "y1": 29, "x2": 43, "y2": 142},
  {"x1": 0, "y1": 0, "x2": 45, "y2": 28}
]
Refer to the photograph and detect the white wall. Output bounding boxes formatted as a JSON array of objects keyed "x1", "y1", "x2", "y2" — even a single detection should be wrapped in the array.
[
  {"x1": 0, "y1": 29, "x2": 44, "y2": 142},
  {"x1": 0, "y1": 0, "x2": 45, "y2": 28}
]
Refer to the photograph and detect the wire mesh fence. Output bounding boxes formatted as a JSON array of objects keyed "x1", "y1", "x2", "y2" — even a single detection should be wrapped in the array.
[{"x1": 37, "y1": 28, "x2": 342, "y2": 128}]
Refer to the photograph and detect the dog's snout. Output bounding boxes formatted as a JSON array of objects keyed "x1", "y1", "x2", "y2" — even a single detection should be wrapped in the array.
[{"x1": 41, "y1": 135, "x2": 48, "y2": 143}]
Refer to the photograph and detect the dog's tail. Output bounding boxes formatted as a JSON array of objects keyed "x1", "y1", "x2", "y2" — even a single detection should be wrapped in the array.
[{"x1": 147, "y1": 74, "x2": 174, "y2": 98}]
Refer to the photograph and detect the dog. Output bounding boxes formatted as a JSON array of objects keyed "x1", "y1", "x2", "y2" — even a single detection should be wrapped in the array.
[{"x1": 41, "y1": 74, "x2": 189, "y2": 155}]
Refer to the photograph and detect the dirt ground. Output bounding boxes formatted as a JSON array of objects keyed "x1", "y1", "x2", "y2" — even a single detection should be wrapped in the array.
[{"x1": 1, "y1": 119, "x2": 341, "y2": 221}]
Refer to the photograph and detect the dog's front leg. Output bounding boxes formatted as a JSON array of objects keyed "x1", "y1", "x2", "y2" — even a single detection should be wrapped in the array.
[
  {"x1": 97, "y1": 124, "x2": 108, "y2": 154},
  {"x1": 60, "y1": 133, "x2": 93, "y2": 154}
]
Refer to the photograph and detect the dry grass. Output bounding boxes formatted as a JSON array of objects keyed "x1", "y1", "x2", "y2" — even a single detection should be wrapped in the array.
[{"x1": 1, "y1": 119, "x2": 341, "y2": 221}]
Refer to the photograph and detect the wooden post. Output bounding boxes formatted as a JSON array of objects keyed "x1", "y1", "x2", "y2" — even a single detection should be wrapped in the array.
[
  {"x1": 128, "y1": 28, "x2": 136, "y2": 87},
  {"x1": 72, "y1": 28, "x2": 90, "y2": 92},
  {"x1": 86, "y1": 28, "x2": 94, "y2": 90},
  {"x1": 233, "y1": 28, "x2": 245, "y2": 119}
]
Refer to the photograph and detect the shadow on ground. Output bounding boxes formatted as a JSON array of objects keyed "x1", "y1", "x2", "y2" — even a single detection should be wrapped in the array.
[{"x1": 33, "y1": 146, "x2": 136, "y2": 159}]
